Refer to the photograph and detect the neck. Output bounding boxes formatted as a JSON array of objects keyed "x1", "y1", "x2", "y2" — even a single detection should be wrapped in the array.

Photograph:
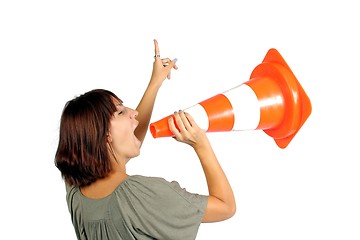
[{"x1": 110, "y1": 156, "x2": 127, "y2": 174}]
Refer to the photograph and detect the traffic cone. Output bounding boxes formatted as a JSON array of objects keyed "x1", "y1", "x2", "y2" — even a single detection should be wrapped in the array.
[{"x1": 149, "y1": 48, "x2": 312, "y2": 149}]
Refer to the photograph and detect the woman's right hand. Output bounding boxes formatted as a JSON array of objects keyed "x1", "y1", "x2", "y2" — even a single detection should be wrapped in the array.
[
  {"x1": 168, "y1": 111, "x2": 209, "y2": 149},
  {"x1": 169, "y1": 110, "x2": 236, "y2": 222}
]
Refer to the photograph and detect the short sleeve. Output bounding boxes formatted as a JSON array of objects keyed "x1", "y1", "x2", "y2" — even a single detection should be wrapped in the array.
[
  {"x1": 115, "y1": 176, "x2": 208, "y2": 240},
  {"x1": 65, "y1": 183, "x2": 89, "y2": 239}
]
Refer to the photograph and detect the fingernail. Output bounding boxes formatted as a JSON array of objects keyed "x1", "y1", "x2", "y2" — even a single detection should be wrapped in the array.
[{"x1": 173, "y1": 58, "x2": 178, "y2": 63}]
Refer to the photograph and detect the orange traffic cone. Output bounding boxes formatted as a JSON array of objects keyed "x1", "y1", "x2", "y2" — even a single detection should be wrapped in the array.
[{"x1": 149, "y1": 48, "x2": 312, "y2": 149}]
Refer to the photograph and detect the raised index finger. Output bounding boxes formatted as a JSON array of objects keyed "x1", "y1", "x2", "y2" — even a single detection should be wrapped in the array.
[{"x1": 154, "y1": 39, "x2": 160, "y2": 57}]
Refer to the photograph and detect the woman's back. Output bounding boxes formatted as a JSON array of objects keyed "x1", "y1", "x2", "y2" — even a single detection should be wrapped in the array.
[{"x1": 66, "y1": 175, "x2": 208, "y2": 240}]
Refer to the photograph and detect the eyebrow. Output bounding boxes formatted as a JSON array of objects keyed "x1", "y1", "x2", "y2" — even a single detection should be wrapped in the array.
[{"x1": 115, "y1": 99, "x2": 124, "y2": 106}]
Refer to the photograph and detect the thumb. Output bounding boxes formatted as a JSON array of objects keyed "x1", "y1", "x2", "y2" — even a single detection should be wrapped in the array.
[
  {"x1": 167, "y1": 58, "x2": 177, "y2": 68},
  {"x1": 166, "y1": 58, "x2": 178, "y2": 79}
]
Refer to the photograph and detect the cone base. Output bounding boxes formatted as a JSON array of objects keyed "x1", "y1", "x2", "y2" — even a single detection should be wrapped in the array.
[{"x1": 257, "y1": 48, "x2": 312, "y2": 148}]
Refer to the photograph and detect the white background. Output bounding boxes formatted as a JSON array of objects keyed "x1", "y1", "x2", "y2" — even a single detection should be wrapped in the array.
[{"x1": 1, "y1": 1, "x2": 359, "y2": 239}]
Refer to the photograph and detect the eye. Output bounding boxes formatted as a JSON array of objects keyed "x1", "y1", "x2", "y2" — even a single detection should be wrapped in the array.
[{"x1": 118, "y1": 108, "x2": 126, "y2": 115}]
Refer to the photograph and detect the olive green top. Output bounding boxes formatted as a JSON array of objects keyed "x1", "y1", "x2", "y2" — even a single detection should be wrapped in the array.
[{"x1": 66, "y1": 175, "x2": 208, "y2": 240}]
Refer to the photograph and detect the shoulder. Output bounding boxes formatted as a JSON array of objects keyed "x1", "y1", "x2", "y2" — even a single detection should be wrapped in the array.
[
  {"x1": 65, "y1": 182, "x2": 80, "y2": 198},
  {"x1": 120, "y1": 175, "x2": 207, "y2": 206},
  {"x1": 124, "y1": 175, "x2": 181, "y2": 191},
  {"x1": 113, "y1": 175, "x2": 183, "y2": 199},
  {"x1": 119, "y1": 175, "x2": 174, "y2": 192}
]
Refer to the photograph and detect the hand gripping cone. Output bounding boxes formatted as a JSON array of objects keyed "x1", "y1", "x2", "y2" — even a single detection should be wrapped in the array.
[{"x1": 149, "y1": 48, "x2": 312, "y2": 148}]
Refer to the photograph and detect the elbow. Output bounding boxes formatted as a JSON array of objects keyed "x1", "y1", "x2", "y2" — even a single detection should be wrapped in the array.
[
  {"x1": 220, "y1": 199, "x2": 237, "y2": 221},
  {"x1": 230, "y1": 203, "x2": 237, "y2": 218},
  {"x1": 203, "y1": 196, "x2": 237, "y2": 222},
  {"x1": 225, "y1": 201, "x2": 237, "y2": 220}
]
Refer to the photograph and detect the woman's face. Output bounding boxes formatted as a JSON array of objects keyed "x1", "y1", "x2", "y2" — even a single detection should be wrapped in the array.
[{"x1": 108, "y1": 99, "x2": 141, "y2": 162}]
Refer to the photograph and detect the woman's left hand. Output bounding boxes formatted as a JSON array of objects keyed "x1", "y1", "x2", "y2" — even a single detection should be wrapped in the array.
[{"x1": 150, "y1": 39, "x2": 178, "y2": 86}]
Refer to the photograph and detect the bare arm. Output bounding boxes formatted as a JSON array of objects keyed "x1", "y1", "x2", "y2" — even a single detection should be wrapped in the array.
[
  {"x1": 134, "y1": 39, "x2": 178, "y2": 143},
  {"x1": 169, "y1": 111, "x2": 236, "y2": 223}
]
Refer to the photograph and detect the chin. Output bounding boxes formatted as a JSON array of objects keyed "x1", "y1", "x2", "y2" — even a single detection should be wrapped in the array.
[
  {"x1": 126, "y1": 151, "x2": 140, "y2": 163},
  {"x1": 134, "y1": 150, "x2": 140, "y2": 157}
]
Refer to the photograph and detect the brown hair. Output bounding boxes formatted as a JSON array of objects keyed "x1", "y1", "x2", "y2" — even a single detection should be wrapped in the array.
[{"x1": 55, "y1": 89, "x2": 121, "y2": 187}]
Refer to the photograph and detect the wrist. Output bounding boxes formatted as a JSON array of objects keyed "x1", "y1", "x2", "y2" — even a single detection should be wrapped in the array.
[
  {"x1": 147, "y1": 78, "x2": 163, "y2": 92},
  {"x1": 149, "y1": 76, "x2": 164, "y2": 89},
  {"x1": 193, "y1": 137, "x2": 212, "y2": 152}
]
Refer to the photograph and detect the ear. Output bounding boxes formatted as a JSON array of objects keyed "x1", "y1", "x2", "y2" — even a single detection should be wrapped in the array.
[{"x1": 107, "y1": 133, "x2": 112, "y2": 143}]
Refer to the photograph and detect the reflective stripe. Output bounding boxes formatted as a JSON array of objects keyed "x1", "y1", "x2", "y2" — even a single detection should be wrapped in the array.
[
  {"x1": 223, "y1": 84, "x2": 260, "y2": 130},
  {"x1": 184, "y1": 104, "x2": 209, "y2": 131}
]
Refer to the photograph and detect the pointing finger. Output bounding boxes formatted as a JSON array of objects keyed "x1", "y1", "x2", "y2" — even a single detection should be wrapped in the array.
[{"x1": 154, "y1": 39, "x2": 160, "y2": 59}]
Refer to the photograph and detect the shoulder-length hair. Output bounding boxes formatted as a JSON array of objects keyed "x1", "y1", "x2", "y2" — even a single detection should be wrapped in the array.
[{"x1": 55, "y1": 89, "x2": 121, "y2": 187}]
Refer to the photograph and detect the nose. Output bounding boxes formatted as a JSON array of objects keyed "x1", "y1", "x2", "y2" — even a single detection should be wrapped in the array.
[{"x1": 131, "y1": 108, "x2": 138, "y2": 119}]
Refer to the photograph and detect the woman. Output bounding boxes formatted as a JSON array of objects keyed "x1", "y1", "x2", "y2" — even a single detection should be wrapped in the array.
[{"x1": 55, "y1": 40, "x2": 236, "y2": 239}]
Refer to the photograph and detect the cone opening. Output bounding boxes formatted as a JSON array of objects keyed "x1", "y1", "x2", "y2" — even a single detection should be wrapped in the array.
[{"x1": 150, "y1": 124, "x2": 157, "y2": 138}]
